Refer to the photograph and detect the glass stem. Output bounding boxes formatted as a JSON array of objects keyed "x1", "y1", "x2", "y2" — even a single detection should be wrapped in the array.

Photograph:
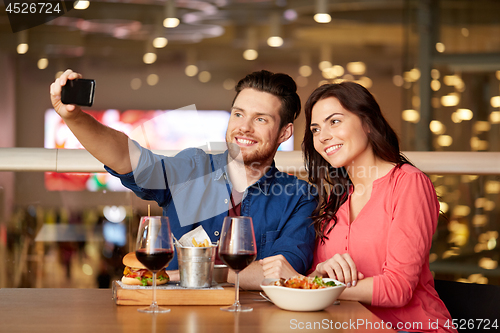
[
  {"x1": 235, "y1": 272, "x2": 240, "y2": 306},
  {"x1": 152, "y1": 272, "x2": 157, "y2": 307}
]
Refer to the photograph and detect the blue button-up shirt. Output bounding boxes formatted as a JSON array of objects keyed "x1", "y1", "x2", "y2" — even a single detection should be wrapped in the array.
[{"x1": 105, "y1": 143, "x2": 317, "y2": 273}]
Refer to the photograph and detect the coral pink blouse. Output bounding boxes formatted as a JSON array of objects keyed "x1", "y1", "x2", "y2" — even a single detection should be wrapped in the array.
[{"x1": 311, "y1": 164, "x2": 456, "y2": 333}]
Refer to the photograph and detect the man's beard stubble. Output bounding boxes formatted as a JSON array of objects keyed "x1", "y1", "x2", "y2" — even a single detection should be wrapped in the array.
[{"x1": 226, "y1": 134, "x2": 278, "y2": 169}]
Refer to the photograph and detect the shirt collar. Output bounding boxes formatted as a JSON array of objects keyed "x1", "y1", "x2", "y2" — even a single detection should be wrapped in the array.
[{"x1": 211, "y1": 151, "x2": 277, "y2": 195}]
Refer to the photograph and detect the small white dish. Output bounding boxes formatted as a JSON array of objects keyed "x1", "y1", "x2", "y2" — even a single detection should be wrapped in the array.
[{"x1": 260, "y1": 278, "x2": 346, "y2": 312}]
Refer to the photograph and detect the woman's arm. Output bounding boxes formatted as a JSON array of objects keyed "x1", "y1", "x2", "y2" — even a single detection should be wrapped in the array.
[
  {"x1": 308, "y1": 252, "x2": 369, "y2": 303},
  {"x1": 371, "y1": 171, "x2": 439, "y2": 308}
]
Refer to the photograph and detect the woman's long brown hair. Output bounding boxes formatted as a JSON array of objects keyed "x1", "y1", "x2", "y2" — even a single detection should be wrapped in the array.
[{"x1": 302, "y1": 82, "x2": 412, "y2": 242}]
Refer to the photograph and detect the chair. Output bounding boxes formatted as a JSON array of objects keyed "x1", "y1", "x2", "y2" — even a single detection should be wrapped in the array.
[{"x1": 434, "y1": 279, "x2": 500, "y2": 332}]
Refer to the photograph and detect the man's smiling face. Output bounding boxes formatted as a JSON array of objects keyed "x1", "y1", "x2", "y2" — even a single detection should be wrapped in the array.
[{"x1": 226, "y1": 88, "x2": 291, "y2": 167}]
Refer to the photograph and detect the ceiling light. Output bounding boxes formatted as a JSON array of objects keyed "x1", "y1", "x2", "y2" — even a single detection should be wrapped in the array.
[
  {"x1": 198, "y1": 71, "x2": 211, "y2": 83},
  {"x1": 478, "y1": 257, "x2": 498, "y2": 270},
  {"x1": 153, "y1": 37, "x2": 168, "y2": 48},
  {"x1": 331, "y1": 65, "x2": 344, "y2": 77},
  {"x1": 489, "y1": 111, "x2": 500, "y2": 123},
  {"x1": 314, "y1": 0, "x2": 331, "y2": 23},
  {"x1": 318, "y1": 61, "x2": 331, "y2": 71},
  {"x1": 299, "y1": 65, "x2": 312, "y2": 77},
  {"x1": 164, "y1": 18, "x2": 180, "y2": 28},
  {"x1": 37, "y1": 57, "x2": 49, "y2": 70},
  {"x1": 490, "y1": 96, "x2": 500, "y2": 108},
  {"x1": 347, "y1": 62, "x2": 366, "y2": 75},
  {"x1": 322, "y1": 67, "x2": 335, "y2": 79},
  {"x1": 243, "y1": 49, "x2": 258, "y2": 61},
  {"x1": 163, "y1": 0, "x2": 179, "y2": 28},
  {"x1": 485, "y1": 180, "x2": 500, "y2": 194},
  {"x1": 431, "y1": 79, "x2": 441, "y2": 91},
  {"x1": 314, "y1": 13, "x2": 331, "y2": 23},
  {"x1": 402, "y1": 109, "x2": 420, "y2": 123},
  {"x1": 409, "y1": 68, "x2": 421, "y2": 81},
  {"x1": 431, "y1": 69, "x2": 440, "y2": 79},
  {"x1": 267, "y1": 13, "x2": 283, "y2": 47},
  {"x1": 356, "y1": 76, "x2": 372, "y2": 88},
  {"x1": 147, "y1": 74, "x2": 159, "y2": 86},
  {"x1": 455, "y1": 108, "x2": 472, "y2": 121},
  {"x1": 185, "y1": 65, "x2": 198, "y2": 77},
  {"x1": 185, "y1": 49, "x2": 198, "y2": 77},
  {"x1": 474, "y1": 121, "x2": 490, "y2": 132},
  {"x1": 437, "y1": 135, "x2": 453, "y2": 147},
  {"x1": 451, "y1": 112, "x2": 462, "y2": 123},
  {"x1": 74, "y1": 1, "x2": 90, "y2": 10},
  {"x1": 16, "y1": 30, "x2": 28, "y2": 54},
  {"x1": 436, "y1": 42, "x2": 445, "y2": 53},
  {"x1": 439, "y1": 202, "x2": 449, "y2": 214},
  {"x1": 318, "y1": 44, "x2": 331, "y2": 70},
  {"x1": 243, "y1": 27, "x2": 258, "y2": 60},
  {"x1": 267, "y1": 36, "x2": 283, "y2": 47},
  {"x1": 429, "y1": 120, "x2": 445, "y2": 134},
  {"x1": 143, "y1": 52, "x2": 156, "y2": 64},
  {"x1": 298, "y1": 52, "x2": 312, "y2": 77},
  {"x1": 441, "y1": 93, "x2": 459, "y2": 107}
]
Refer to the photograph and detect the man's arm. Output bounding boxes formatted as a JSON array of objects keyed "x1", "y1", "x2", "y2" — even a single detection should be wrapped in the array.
[
  {"x1": 230, "y1": 255, "x2": 300, "y2": 290},
  {"x1": 50, "y1": 69, "x2": 135, "y2": 174},
  {"x1": 228, "y1": 261, "x2": 264, "y2": 290}
]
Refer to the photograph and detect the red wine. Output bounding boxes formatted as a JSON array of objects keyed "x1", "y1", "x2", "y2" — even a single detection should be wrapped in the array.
[
  {"x1": 219, "y1": 252, "x2": 256, "y2": 272},
  {"x1": 136, "y1": 249, "x2": 174, "y2": 272}
]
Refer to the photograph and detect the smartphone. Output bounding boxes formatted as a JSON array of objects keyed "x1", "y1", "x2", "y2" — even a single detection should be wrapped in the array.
[{"x1": 61, "y1": 78, "x2": 95, "y2": 107}]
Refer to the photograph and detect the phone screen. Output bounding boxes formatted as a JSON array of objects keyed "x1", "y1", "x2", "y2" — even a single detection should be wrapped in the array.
[{"x1": 61, "y1": 79, "x2": 95, "y2": 107}]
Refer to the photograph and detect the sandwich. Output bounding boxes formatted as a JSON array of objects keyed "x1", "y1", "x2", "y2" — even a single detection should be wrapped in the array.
[{"x1": 121, "y1": 252, "x2": 170, "y2": 286}]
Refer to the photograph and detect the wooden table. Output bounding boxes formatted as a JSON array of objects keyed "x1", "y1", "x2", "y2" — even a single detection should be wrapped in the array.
[{"x1": 0, "y1": 288, "x2": 395, "y2": 332}]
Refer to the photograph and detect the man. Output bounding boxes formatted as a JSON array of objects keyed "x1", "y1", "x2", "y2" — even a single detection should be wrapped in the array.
[{"x1": 50, "y1": 69, "x2": 316, "y2": 290}]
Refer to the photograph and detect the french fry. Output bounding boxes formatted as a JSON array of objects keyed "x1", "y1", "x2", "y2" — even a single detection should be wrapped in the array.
[{"x1": 192, "y1": 237, "x2": 210, "y2": 247}]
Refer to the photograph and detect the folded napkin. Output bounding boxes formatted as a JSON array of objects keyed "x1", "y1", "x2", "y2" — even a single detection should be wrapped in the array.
[{"x1": 177, "y1": 225, "x2": 213, "y2": 247}]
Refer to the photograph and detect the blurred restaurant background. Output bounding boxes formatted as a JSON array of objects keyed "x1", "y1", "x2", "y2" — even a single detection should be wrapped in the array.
[{"x1": 0, "y1": 0, "x2": 499, "y2": 288}]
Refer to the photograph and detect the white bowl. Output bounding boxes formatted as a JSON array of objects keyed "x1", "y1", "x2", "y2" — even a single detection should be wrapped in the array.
[{"x1": 260, "y1": 278, "x2": 346, "y2": 312}]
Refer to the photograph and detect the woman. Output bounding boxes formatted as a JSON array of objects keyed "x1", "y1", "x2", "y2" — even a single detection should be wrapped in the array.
[{"x1": 261, "y1": 82, "x2": 455, "y2": 333}]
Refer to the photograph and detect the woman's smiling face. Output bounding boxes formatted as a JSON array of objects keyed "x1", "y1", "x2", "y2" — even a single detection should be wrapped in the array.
[{"x1": 310, "y1": 97, "x2": 372, "y2": 168}]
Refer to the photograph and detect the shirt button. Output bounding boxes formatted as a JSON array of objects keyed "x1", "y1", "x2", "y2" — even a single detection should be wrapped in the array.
[
  {"x1": 224, "y1": 199, "x2": 228, "y2": 204},
  {"x1": 214, "y1": 231, "x2": 220, "y2": 236}
]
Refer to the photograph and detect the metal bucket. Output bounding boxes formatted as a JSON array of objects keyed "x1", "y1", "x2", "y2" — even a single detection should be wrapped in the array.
[{"x1": 176, "y1": 244, "x2": 216, "y2": 288}]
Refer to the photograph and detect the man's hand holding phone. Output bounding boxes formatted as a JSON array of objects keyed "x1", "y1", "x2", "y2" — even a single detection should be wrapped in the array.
[{"x1": 50, "y1": 69, "x2": 95, "y2": 120}]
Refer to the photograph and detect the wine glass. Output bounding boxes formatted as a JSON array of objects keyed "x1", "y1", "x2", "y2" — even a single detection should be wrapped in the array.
[
  {"x1": 135, "y1": 216, "x2": 174, "y2": 313},
  {"x1": 218, "y1": 216, "x2": 257, "y2": 312}
]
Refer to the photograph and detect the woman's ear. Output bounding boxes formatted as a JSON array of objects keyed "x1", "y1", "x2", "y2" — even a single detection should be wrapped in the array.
[{"x1": 362, "y1": 122, "x2": 371, "y2": 134}]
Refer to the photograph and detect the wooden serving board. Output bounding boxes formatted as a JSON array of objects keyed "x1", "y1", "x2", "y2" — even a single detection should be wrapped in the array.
[{"x1": 112, "y1": 281, "x2": 235, "y2": 306}]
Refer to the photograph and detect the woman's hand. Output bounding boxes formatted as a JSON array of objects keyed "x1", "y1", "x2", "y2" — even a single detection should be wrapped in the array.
[
  {"x1": 260, "y1": 255, "x2": 300, "y2": 279},
  {"x1": 50, "y1": 69, "x2": 83, "y2": 119},
  {"x1": 311, "y1": 253, "x2": 364, "y2": 288}
]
